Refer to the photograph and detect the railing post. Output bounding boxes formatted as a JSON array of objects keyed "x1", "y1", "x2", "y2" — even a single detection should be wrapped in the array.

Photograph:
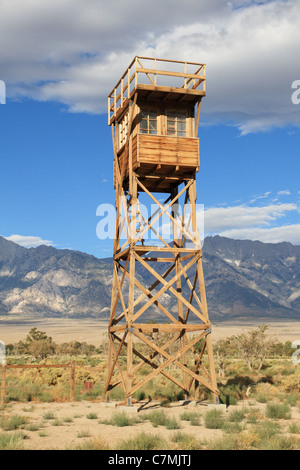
[
  {"x1": 121, "y1": 78, "x2": 123, "y2": 108},
  {"x1": 128, "y1": 68, "x2": 130, "y2": 99},
  {"x1": 70, "y1": 361, "x2": 76, "y2": 402},
  {"x1": 1, "y1": 365, "x2": 6, "y2": 405},
  {"x1": 135, "y1": 57, "x2": 138, "y2": 88}
]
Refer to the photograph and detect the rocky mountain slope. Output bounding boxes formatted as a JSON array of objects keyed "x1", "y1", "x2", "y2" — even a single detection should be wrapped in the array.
[{"x1": 0, "y1": 235, "x2": 299, "y2": 321}]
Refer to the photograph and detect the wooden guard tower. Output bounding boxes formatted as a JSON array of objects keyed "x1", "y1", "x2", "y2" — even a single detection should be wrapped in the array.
[{"x1": 105, "y1": 57, "x2": 219, "y2": 405}]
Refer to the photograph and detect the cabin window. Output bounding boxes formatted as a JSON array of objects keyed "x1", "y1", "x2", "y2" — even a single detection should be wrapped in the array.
[
  {"x1": 119, "y1": 112, "x2": 129, "y2": 148},
  {"x1": 140, "y1": 110, "x2": 157, "y2": 135},
  {"x1": 167, "y1": 111, "x2": 186, "y2": 137}
]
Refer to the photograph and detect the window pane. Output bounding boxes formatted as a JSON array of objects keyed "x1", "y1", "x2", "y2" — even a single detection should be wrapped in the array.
[
  {"x1": 167, "y1": 111, "x2": 186, "y2": 136},
  {"x1": 177, "y1": 112, "x2": 186, "y2": 121},
  {"x1": 149, "y1": 120, "x2": 157, "y2": 131},
  {"x1": 139, "y1": 110, "x2": 157, "y2": 135},
  {"x1": 167, "y1": 111, "x2": 177, "y2": 119},
  {"x1": 140, "y1": 119, "x2": 148, "y2": 130}
]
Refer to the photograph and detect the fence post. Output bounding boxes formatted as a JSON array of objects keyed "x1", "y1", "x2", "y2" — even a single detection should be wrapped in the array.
[
  {"x1": 70, "y1": 361, "x2": 76, "y2": 401},
  {"x1": 1, "y1": 365, "x2": 6, "y2": 405}
]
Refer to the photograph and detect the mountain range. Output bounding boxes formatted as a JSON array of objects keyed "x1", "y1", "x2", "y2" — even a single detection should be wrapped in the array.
[{"x1": 0, "y1": 235, "x2": 299, "y2": 322}]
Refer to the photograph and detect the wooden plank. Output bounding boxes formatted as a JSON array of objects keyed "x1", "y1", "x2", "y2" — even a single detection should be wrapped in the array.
[
  {"x1": 105, "y1": 331, "x2": 128, "y2": 393},
  {"x1": 195, "y1": 99, "x2": 202, "y2": 137},
  {"x1": 134, "y1": 252, "x2": 207, "y2": 325},
  {"x1": 132, "y1": 324, "x2": 208, "y2": 332},
  {"x1": 70, "y1": 361, "x2": 76, "y2": 401},
  {"x1": 116, "y1": 260, "x2": 177, "y2": 325},
  {"x1": 113, "y1": 332, "x2": 188, "y2": 394},
  {"x1": 119, "y1": 263, "x2": 179, "y2": 325},
  {"x1": 107, "y1": 334, "x2": 127, "y2": 393},
  {"x1": 132, "y1": 329, "x2": 217, "y2": 395},
  {"x1": 5, "y1": 364, "x2": 71, "y2": 369},
  {"x1": 0, "y1": 366, "x2": 6, "y2": 405},
  {"x1": 136, "y1": 68, "x2": 205, "y2": 81},
  {"x1": 132, "y1": 251, "x2": 207, "y2": 324},
  {"x1": 136, "y1": 178, "x2": 197, "y2": 246},
  {"x1": 136, "y1": 83, "x2": 205, "y2": 98},
  {"x1": 109, "y1": 255, "x2": 130, "y2": 327}
]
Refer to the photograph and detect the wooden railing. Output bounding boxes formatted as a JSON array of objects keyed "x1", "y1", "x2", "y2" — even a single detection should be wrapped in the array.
[
  {"x1": 0, "y1": 362, "x2": 106, "y2": 403},
  {"x1": 108, "y1": 56, "x2": 206, "y2": 124}
]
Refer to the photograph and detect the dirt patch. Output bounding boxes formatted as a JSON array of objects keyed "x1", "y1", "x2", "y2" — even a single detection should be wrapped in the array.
[
  {"x1": 1, "y1": 400, "x2": 224, "y2": 450},
  {"x1": 2, "y1": 399, "x2": 300, "y2": 450}
]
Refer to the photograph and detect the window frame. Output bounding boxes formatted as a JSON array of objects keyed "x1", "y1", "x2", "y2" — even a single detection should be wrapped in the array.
[
  {"x1": 139, "y1": 109, "x2": 158, "y2": 135},
  {"x1": 166, "y1": 110, "x2": 188, "y2": 138},
  {"x1": 118, "y1": 111, "x2": 129, "y2": 149}
]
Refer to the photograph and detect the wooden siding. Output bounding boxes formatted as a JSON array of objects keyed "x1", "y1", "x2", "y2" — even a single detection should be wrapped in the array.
[
  {"x1": 137, "y1": 134, "x2": 199, "y2": 167},
  {"x1": 114, "y1": 134, "x2": 199, "y2": 189}
]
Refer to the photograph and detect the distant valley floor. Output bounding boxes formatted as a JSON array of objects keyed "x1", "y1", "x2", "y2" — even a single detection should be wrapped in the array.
[{"x1": 0, "y1": 316, "x2": 299, "y2": 346}]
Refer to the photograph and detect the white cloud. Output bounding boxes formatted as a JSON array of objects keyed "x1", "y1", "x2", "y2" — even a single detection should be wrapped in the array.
[
  {"x1": 277, "y1": 189, "x2": 291, "y2": 196},
  {"x1": 203, "y1": 201, "x2": 300, "y2": 243},
  {"x1": 218, "y1": 224, "x2": 300, "y2": 244},
  {"x1": 1, "y1": 0, "x2": 300, "y2": 132},
  {"x1": 204, "y1": 203, "x2": 297, "y2": 232},
  {"x1": 4, "y1": 235, "x2": 54, "y2": 248},
  {"x1": 249, "y1": 191, "x2": 271, "y2": 203}
]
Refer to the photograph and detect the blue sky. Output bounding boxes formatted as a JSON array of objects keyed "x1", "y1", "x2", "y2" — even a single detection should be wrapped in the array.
[{"x1": 0, "y1": 0, "x2": 299, "y2": 258}]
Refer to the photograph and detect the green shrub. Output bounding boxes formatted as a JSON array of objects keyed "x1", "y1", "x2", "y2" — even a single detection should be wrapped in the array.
[
  {"x1": 266, "y1": 402, "x2": 291, "y2": 420},
  {"x1": 77, "y1": 431, "x2": 91, "y2": 438},
  {"x1": 100, "y1": 411, "x2": 139, "y2": 427},
  {"x1": 245, "y1": 408, "x2": 261, "y2": 424},
  {"x1": 51, "y1": 419, "x2": 63, "y2": 426},
  {"x1": 222, "y1": 422, "x2": 244, "y2": 434},
  {"x1": 204, "y1": 408, "x2": 225, "y2": 429},
  {"x1": 74, "y1": 436, "x2": 110, "y2": 450},
  {"x1": 0, "y1": 414, "x2": 28, "y2": 431},
  {"x1": 252, "y1": 420, "x2": 281, "y2": 441},
  {"x1": 42, "y1": 411, "x2": 57, "y2": 420},
  {"x1": 170, "y1": 431, "x2": 202, "y2": 450},
  {"x1": 283, "y1": 394, "x2": 298, "y2": 407},
  {"x1": 259, "y1": 436, "x2": 294, "y2": 450},
  {"x1": 165, "y1": 416, "x2": 181, "y2": 430},
  {"x1": 141, "y1": 410, "x2": 180, "y2": 429},
  {"x1": 179, "y1": 411, "x2": 201, "y2": 426},
  {"x1": 0, "y1": 431, "x2": 26, "y2": 450},
  {"x1": 208, "y1": 435, "x2": 245, "y2": 450},
  {"x1": 116, "y1": 432, "x2": 166, "y2": 450},
  {"x1": 228, "y1": 409, "x2": 244, "y2": 423},
  {"x1": 288, "y1": 423, "x2": 300, "y2": 434},
  {"x1": 86, "y1": 412, "x2": 98, "y2": 420}
]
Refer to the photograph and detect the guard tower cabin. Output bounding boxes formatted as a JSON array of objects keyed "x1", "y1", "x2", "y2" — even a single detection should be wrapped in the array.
[{"x1": 108, "y1": 57, "x2": 205, "y2": 193}]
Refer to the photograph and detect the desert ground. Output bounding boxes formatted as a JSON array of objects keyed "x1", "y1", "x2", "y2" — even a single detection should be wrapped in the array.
[
  {"x1": 1, "y1": 316, "x2": 300, "y2": 450},
  {"x1": 2, "y1": 398, "x2": 300, "y2": 450},
  {"x1": 0, "y1": 317, "x2": 299, "y2": 346}
]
